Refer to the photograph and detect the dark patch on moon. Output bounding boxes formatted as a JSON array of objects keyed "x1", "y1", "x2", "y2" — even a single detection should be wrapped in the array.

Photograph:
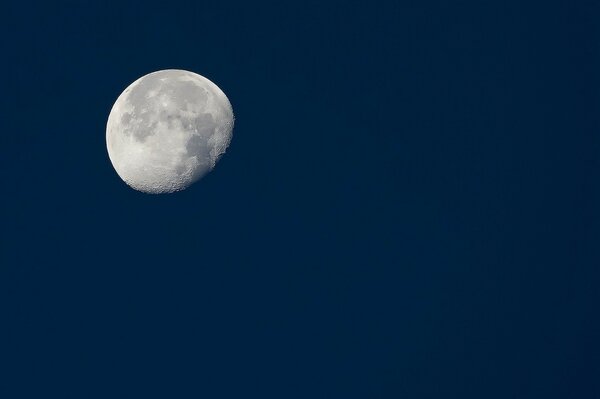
[
  {"x1": 185, "y1": 113, "x2": 216, "y2": 163},
  {"x1": 121, "y1": 112, "x2": 132, "y2": 125},
  {"x1": 185, "y1": 135, "x2": 212, "y2": 166},
  {"x1": 192, "y1": 113, "x2": 215, "y2": 136}
]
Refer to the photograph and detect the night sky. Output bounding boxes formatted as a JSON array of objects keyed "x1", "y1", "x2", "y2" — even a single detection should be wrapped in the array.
[{"x1": 2, "y1": 1, "x2": 599, "y2": 397}]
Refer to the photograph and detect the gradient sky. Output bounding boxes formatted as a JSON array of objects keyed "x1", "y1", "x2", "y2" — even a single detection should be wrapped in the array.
[{"x1": 2, "y1": 1, "x2": 599, "y2": 398}]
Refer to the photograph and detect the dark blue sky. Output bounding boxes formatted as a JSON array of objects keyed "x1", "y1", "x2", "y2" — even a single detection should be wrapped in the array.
[{"x1": 2, "y1": 1, "x2": 599, "y2": 397}]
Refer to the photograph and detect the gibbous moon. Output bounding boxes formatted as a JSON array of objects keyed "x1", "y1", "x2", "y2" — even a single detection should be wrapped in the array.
[{"x1": 106, "y1": 69, "x2": 234, "y2": 194}]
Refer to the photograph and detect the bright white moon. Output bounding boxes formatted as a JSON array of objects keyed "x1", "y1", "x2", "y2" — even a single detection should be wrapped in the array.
[{"x1": 106, "y1": 69, "x2": 234, "y2": 194}]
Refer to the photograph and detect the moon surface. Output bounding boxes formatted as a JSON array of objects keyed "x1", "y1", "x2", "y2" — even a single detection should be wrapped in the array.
[{"x1": 106, "y1": 69, "x2": 234, "y2": 194}]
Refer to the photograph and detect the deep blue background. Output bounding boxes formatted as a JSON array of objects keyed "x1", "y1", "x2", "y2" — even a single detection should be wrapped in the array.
[{"x1": 1, "y1": 1, "x2": 599, "y2": 397}]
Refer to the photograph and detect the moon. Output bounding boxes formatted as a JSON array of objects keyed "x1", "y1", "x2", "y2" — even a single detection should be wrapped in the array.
[{"x1": 106, "y1": 69, "x2": 234, "y2": 194}]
